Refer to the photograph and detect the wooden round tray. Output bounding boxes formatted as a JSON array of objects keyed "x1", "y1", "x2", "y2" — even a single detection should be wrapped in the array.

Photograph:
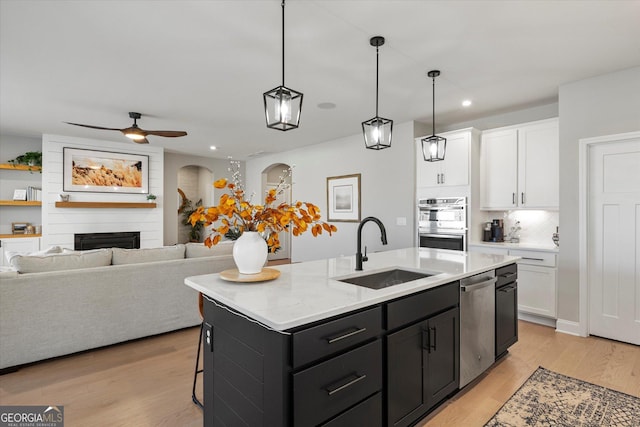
[{"x1": 219, "y1": 267, "x2": 281, "y2": 283}]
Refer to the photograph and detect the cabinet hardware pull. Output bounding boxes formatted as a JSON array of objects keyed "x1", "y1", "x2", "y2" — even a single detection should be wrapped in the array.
[
  {"x1": 521, "y1": 257, "x2": 544, "y2": 262},
  {"x1": 429, "y1": 327, "x2": 436, "y2": 352},
  {"x1": 326, "y1": 327, "x2": 367, "y2": 344},
  {"x1": 437, "y1": 173, "x2": 441, "y2": 184},
  {"x1": 512, "y1": 193, "x2": 516, "y2": 204},
  {"x1": 500, "y1": 272, "x2": 517, "y2": 279},
  {"x1": 441, "y1": 173, "x2": 445, "y2": 184},
  {"x1": 499, "y1": 286, "x2": 516, "y2": 293},
  {"x1": 326, "y1": 373, "x2": 367, "y2": 395},
  {"x1": 521, "y1": 192, "x2": 525, "y2": 204}
]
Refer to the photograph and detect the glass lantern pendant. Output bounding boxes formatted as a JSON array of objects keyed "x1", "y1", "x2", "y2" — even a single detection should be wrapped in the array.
[
  {"x1": 362, "y1": 36, "x2": 393, "y2": 150},
  {"x1": 422, "y1": 70, "x2": 446, "y2": 161},
  {"x1": 263, "y1": 0, "x2": 303, "y2": 131}
]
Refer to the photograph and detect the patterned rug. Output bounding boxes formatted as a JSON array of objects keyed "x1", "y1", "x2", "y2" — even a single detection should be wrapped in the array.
[{"x1": 484, "y1": 367, "x2": 640, "y2": 426}]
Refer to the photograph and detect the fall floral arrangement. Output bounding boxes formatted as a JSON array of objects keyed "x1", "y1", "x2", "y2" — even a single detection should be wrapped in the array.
[{"x1": 188, "y1": 161, "x2": 336, "y2": 252}]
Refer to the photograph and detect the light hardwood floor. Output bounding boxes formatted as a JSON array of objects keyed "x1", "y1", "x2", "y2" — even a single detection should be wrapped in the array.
[{"x1": 1, "y1": 321, "x2": 638, "y2": 427}]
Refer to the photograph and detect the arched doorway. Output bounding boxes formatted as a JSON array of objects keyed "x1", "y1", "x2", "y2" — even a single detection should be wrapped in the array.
[
  {"x1": 177, "y1": 165, "x2": 213, "y2": 243},
  {"x1": 262, "y1": 163, "x2": 292, "y2": 261}
]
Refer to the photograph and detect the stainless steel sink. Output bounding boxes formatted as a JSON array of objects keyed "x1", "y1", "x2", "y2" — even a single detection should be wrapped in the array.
[{"x1": 337, "y1": 269, "x2": 434, "y2": 290}]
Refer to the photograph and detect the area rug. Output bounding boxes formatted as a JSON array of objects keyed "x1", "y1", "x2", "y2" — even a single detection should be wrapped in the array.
[{"x1": 484, "y1": 367, "x2": 640, "y2": 426}]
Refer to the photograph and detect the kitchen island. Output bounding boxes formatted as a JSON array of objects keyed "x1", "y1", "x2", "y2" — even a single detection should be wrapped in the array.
[{"x1": 185, "y1": 247, "x2": 519, "y2": 427}]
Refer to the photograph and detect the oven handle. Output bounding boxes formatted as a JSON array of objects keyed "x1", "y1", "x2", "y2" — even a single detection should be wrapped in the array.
[
  {"x1": 461, "y1": 277, "x2": 497, "y2": 292},
  {"x1": 420, "y1": 233, "x2": 464, "y2": 239}
]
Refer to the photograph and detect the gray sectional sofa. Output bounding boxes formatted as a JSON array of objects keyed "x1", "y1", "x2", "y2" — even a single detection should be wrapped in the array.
[{"x1": 0, "y1": 242, "x2": 235, "y2": 370}]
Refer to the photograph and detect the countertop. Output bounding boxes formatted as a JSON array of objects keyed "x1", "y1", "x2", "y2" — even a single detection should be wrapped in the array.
[
  {"x1": 469, "y1": 241, "x2": 559, "y2": 253},
  {"x1": 185, "y1": 247, "x2": 519, "y2": 331}
]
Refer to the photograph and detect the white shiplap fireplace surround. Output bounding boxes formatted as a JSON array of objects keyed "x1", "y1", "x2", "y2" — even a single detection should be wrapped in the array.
[{"x1": 41, "y1": 134, "x2": 164, "y2": 249}]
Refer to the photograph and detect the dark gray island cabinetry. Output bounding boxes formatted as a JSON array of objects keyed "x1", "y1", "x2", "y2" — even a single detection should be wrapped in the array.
[{"x1": 185, "y1": 248, "x2": 520, "y2": 427}]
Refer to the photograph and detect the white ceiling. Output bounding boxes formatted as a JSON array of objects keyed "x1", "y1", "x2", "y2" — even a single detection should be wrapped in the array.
[{"x1": 1, "y1": 1, "x2": 639, "y2": 160}]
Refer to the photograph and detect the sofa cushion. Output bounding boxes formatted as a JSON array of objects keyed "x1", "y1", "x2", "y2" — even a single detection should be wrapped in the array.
[
  {"x1": 10, "y1": 248, "x2": 112, "y2": 273},
  {"x1": 0, "y1": 267, "x2": 18, "y2": 278},
  {"x1": 185, "y1": 241, "x2": 234, "y2": 258},
  {"x1": 4, "y1": 245, "x2": 62, "y2": 264},
  {"x1": 112, "y1": 244, "x2": 185, "y2": 265}
]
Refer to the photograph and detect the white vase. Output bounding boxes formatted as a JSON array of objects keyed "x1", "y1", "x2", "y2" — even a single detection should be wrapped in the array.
[{"x1": 233, "y1": 231, "x2": 268, "y2": 274}]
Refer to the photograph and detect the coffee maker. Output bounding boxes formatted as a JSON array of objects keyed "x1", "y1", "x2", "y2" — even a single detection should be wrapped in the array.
[{"x1": 490, "y1": 219, "x2": 504, "y2": 242}]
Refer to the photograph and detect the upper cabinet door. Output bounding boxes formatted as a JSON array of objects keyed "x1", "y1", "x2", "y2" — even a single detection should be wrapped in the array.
[
  {"x1": 480, "y1": 128, "x2": 518, "y2": 209},
  {"x1": 518, "y1": 119, "x2": 559, "y2": 208},
  {"x1": 415, "y1": 129, "x2": 471, "y2": 188}
]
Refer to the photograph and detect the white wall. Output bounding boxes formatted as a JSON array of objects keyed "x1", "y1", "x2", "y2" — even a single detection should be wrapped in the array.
[
  {"x1": 41, "y1": 134, "x2": 164, "y2": 249},
  {"x1": 245, "y1": 121, "x2": 416, "y2": 263},
  {"x1": 558, "y1": 66, "x2": 640, "y2": 322}
]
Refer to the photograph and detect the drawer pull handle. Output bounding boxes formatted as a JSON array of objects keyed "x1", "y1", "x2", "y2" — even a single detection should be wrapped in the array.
[
  {"x1": 500, "y1": 272, "x2": 517, "y2": 279},
  {"x1": 326, "y1": 374, "x2": 367, "y2": 396},
  {"x1": 521, "y1": 257, "x2": 545, "y2": 261},
  {"x1": 326, "y1": 327, "x2": 367, "y2": 344},
  {"x1": 499, "y1": 285, "x2": 517, "y2": 293}
]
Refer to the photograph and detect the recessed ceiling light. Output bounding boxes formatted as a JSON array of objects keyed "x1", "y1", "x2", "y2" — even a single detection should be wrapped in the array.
[
  {"x1": 462, "y1": 99, "x2": 472, "y2": 107},
  {"x1": 317, "y1": 102, "x2": 336, "y2": 110},
  {"x1": 209, "y1": 145, "x2": 217, "y2": 150}
]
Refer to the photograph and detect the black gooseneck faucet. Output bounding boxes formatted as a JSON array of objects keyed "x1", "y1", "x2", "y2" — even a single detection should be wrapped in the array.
[{"x1": 356, "y1": 216, "x2": 388, "y2": 271}]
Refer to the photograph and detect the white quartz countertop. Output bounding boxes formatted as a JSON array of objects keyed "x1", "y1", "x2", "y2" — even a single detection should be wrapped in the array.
[
  {"x1": 469, "y1": 241, "x2": 559, "y2": 253},
  {"x1": 185, "y1": 247, "x2": 519, "y2": 331}
]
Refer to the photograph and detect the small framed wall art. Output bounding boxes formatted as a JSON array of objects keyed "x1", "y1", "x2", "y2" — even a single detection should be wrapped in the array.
[
  {"x1": 63, "y1": 147, "x2": 149, "y2": 194},
  {"x1": 12, "y1": 222, "x2": 29, "y2": 234},
  {"x1": 326, "y1": 173, "x2": 361, "y2": 222}
]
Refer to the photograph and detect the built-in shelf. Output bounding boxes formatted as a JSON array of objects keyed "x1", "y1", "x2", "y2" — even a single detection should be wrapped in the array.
[
  {"x1": 0, "y1": 163, "x2": 42, "y2": 172},
  {"x1": 0, "y1": 234, "x2": 42, "y2": 239},
  {"x1": 0, "y1": 200, "x2": 42, "y2": 206},
  {"x1": 55, "y1": 201, "x2": 157, "y2": 209}
]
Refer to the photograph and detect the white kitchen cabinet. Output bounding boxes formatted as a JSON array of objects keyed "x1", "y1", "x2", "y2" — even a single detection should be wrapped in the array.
[
  {"x1": 468, "y1": 244, "x2": 557, "y2": 322},
  {"x1": 0, "y1": 236, "x2": 40, "y2": 266},
  {"x1": 416, "y1": 128, "x2": 479, "y2": 188},
  {"x1": 480, "y1": 118, "x2": 558, "y2": 210}
]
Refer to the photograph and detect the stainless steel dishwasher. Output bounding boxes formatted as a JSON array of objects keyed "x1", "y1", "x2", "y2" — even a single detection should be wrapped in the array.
[{"x1": 459, "y1": 270, "x2": 497, "y2": 388}]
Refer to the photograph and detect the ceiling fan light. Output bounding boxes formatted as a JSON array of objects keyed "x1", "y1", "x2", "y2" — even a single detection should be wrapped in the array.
[{"x1": 125, "y1": 132, "x2": 145, "y2": 140}]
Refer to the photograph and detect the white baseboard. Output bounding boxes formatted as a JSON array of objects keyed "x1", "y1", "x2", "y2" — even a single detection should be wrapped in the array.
[
  {"x1": 518, "y1": 312, "x2": 556, "y2": 328},
  {"x1": 555, "y1": 319, "x2": 586, "y2": 337}
]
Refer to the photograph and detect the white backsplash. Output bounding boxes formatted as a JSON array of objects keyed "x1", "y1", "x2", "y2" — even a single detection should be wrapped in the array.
[{"x1": 479, "y1": 210, "x2": 559, "y2": 247}]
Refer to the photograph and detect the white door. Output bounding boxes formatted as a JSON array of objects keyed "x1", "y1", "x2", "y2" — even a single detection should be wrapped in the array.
[
  {"x1": 588, "y1": 138, "x2": 640, "y2": 345},
  {"x1": 440, "y1": 131, "x2": 469, "y2": 186},
  {"x1": 518, "y1": 119, "x2": 559, "y2": 208}
]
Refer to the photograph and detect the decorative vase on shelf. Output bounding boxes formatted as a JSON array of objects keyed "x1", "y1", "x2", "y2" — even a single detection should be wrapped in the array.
[{"x1": 233, "y1": 231, "x2": 268, "y2": 274}]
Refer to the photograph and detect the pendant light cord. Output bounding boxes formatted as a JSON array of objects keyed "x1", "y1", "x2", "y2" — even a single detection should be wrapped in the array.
[
  {"x1": 281, "y1": 0, "x2": 285, "y2": 87},
  {"x1": 432, "y1": 75, "x2": 436, "y2": 135},
  {"x1": 375, "y1": 45, "x2": 379, "y2": 117}
]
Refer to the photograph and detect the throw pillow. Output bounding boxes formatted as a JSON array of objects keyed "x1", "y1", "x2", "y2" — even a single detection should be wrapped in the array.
[
  {"x1": 4, "y1": 245, "x2": 62, "y2": 265},
  {"x1": 10, "y1": 248, "x2": 112, "y2": 274},
  {"x1": 111, "y1": 244, "x2": 186, "y2": 265}
]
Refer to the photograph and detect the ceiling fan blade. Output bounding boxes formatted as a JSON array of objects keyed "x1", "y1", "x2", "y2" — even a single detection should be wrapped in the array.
[
  {"x1": 144, "y1": 130, "x2": 188, "y2": 138},
  {"x1": 64, "y1": 122, "x2": 123, "y2": 131}
]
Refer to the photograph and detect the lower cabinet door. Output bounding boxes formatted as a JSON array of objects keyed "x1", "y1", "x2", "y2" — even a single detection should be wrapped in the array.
[
  {"x1": 496, "y1": 283, "x2": 518, "y2": 357},
  {"x1": 321, "y1": 392, "x2": 382, "y2": 427},
  {"x1": 387, "y1": 320, "x2": 429, "y2": 427},
  {"x1": 425, "y1": 307, "x2": 459, "y2": 410},
  {"x1": 387, "y1": 307, "x2": 459, "y2": 427}
]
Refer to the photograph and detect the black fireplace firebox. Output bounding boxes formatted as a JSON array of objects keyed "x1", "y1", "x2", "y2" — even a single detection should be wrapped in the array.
[{"x1": 74, "y1": 232, "x2": 141, "y2": 251}]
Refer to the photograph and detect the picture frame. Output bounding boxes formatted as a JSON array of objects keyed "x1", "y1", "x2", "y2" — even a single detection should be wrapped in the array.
[
  {"x1": 63, "y1": 147, "x2": 149, "y2": 194},
  {"x1": 12, "y1": 222, "x2": 29, "y2": 235},
  {"x1": 326, "y1": 173, "x2": 361, "y2": 222},
  {"x1": 12, "y1": 189, "x2": 27, "y2": 201}
]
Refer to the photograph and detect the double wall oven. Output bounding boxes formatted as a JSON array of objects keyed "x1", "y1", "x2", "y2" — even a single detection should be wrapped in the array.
[{"x1": 417, "y1": 197, "x2": 467, "y2": 251}]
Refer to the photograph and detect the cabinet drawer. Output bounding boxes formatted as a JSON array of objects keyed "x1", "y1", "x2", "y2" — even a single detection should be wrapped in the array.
[
  {"x1": 292, "y1": 306, "x2": 382, "y2": 368},
  {"x1": 293, "y1": 339, "x2": 382, "y2": 427},
  {"x1": 321, "y1": 392, "x2": 382, "y2": 427},
  {"x1": 510, "y1": 249, "x2": 556, "y2": 267},
  {"x1": 387, "y1": 282, "x2": 459, "y2": 330},
  {"x1": 496, "y1": 263, "x2": 518, "y2": 287}
]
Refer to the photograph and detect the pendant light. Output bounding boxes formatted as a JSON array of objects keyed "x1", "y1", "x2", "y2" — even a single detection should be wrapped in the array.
[
  {"x1": 263, "y1": 0, "x2": 303, "y2": 131},
  {"x1": 362, "y1": 36, "x2": 393, "y2": 150},
  {"x1": 421, "y1": 70, "x2": 446, "y2": 161}
]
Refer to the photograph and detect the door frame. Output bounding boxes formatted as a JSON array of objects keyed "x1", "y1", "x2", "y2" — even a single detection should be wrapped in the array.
[{"x1": 578, "y1": 131, "x2": 640, "y2": 337}]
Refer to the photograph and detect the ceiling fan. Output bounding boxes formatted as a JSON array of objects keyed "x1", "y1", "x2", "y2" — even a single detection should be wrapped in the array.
[{"x1": 65, "y1": 112, "x2": 187, "y2": 144}]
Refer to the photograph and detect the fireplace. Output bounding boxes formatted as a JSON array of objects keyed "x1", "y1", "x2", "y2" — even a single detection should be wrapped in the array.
[{"x1": 74, "y1": 232, "x2": 141, "y2": 250}]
